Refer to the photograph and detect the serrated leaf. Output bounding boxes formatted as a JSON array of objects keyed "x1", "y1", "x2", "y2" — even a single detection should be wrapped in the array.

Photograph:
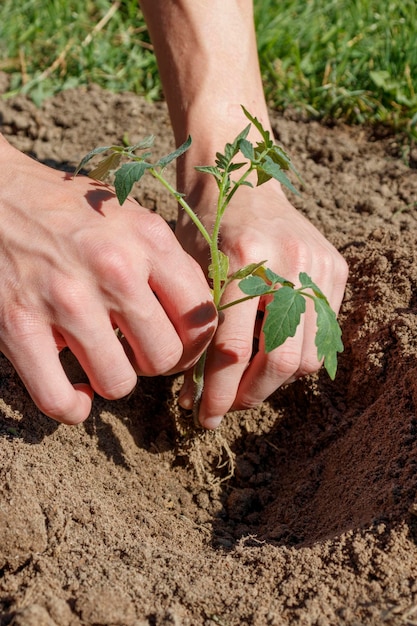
[
  {"x1": 194, "y1": 165, "x2": 223, "y2": 181},
  {"x1": 241, "y1": 106, "x2": 272, "y2": 146},
  {"x1": 313, "y1": 297, "x2": 343, "y2": 380},
  {"x1": 128, "y1": 135, "x2": 155, "y2": 152},
  {"x1": 88, "y1": 152, "x2": 122, "y2": 181},
  {"x1": 264, "y1": 287, "x2": 306, "y2": 352},
  {"x1": 233, "y1": 123, "x2": 251, "y2": 145},
  {"x1": 208, "y1": 251, "x2": 229, "y2": 282},
  {"x1": 215, "y1": 152, "x2": 229, "y2": 170},
  {"x1": 269, "y1": 144, "x2": 292, "y2": 170},
  {"x1": 239, "y1": 275, "x2": 273, "y2": 296},
  {"x1": 224, "y1": 141, "x2": 237, "y2": 162},
  {"x1": 239, "y1": 138, "x2": 255, "y2": 161},
  {"x1": 258, "y1": 155, "x2": 300, "y2": 195},
  {"x1": 114, "y1": 161, "x2": 151, "y2": 204},
  {"x1": 265, "y1": 268, "x2": 294, "y2": 288},
  {"x1": 228, "y1": 162, "x2": 246, "y2": 172},
  {"x1": 229, "y1": 260, "x2": 267, "y2": 281},
  {"x1": 74, "y1": 145, "x2": 114, "y2": 176},
  {"x1": 268, "y1": 144, "x2": 304, "y2": 185},
  {"x1": 298, "y1": 272, "x2": 326, "y2": 299},
  {"x1": 157, "y1": 135, "x2": 192, "y2": 168}
]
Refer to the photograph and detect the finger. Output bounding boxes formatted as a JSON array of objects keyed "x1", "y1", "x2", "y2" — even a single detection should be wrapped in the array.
[
  {"x1": 194, "y1": 284, "x2": 259, "y2": 429},
  {"x1": 3, "y1": 329, "x2": 94, "y2": 424},
  {"x1": 93, "y1": 220, "x2": 217, "y2": 373},
  {"x1": 147, "y1": 243, "x2": 217, "y2": 371},
  {"x1": 233, "y1": 280, "x2": 333, "y2": 409},
  {"x1": 232, "y1": 306, "x2": 311, "y2": 409},
  {"x1": 60, "y1": 321, "x2": 139, "y2": 399},
  {"x1": 111, "y1": 288, "x2": 184, "y2": 376}
]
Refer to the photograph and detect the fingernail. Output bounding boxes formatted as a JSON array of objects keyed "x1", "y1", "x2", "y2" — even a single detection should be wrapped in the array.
[
  {"x1": 178, "y1": 381, "x2": 193, "y2": 410},
  {"x1": 200, "y1": 415, "x2": 223, "y2": 430}
]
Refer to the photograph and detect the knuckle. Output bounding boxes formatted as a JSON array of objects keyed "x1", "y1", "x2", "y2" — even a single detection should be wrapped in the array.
[
  {"x1": 219, "y1": 336, "x2": 252, "y2": 367},
  {"x1": 297, "y1": 354, "x2": 321, "y2": 377},
  {"x1": 282, "y1": 238, "x2": 312, "y2": 274},
  {"x1": 205, "y1": 388, "x2": 234, "y2": 415},
  {"x1": 271, "y1": 349, "x2": 301, "y2": 379},
  {"x1": 99, "y1": 374, "x2": 137, "y2": 400},
  {"x1": 49, "y1": 279, "x2": 87, "y2": 320},
  {"x1": 1, "y1": 305, "x2": 41, "y2": 341},
  {"x1": 228, "y1": 234, "x2": 265, "y2": 268},
  {"x1": 237, "y1": 395, "x2": 263, "y2": 411},
  {"x1": 137, "y1": 212, "x2": 176, "y2": 254},
  {"x1": 90, "y1": 241, "x2": 136, "y2": 295},
  {"x1": 336, "y1": 255, "x2": 349, "y2": 284},
  {"x1": 140, "y1": 342, "x2": 183, "y2": 376}
]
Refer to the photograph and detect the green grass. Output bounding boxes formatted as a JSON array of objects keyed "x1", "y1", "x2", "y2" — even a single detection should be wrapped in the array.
[
  {"x1": 254, "y1": 0, "x2": 417, "y2": 134},
  {"x1": 0, "y1": 0, "x2": 159, "y2": 102},
  {"x1": 1, "y1": 0, "x2": 416, "y2": 135}
]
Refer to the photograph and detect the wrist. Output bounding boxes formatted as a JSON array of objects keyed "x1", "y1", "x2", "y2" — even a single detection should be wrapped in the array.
[{"x1": 176, "y1": 103, "x2": 276, "y2": 215}]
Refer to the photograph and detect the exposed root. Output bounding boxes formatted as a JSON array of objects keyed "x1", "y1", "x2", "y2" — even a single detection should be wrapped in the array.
[{"x1": 167, "y1": 389, "x2": 235, "y2": 487}]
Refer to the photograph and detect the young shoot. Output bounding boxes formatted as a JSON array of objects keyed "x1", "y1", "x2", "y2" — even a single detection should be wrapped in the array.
[{"x1": 75, "y1": 107, "x2": 343, "y2": 425}]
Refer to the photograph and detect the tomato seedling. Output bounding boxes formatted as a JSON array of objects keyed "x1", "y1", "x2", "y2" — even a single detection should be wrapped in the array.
[{"x1": 75, "y1": 107, "x2": 343, "y2": 425}]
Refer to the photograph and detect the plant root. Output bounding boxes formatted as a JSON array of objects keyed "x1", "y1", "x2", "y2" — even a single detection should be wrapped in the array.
[{"x1": 168, "y1": 387, "x2": 235, "y2": 487}]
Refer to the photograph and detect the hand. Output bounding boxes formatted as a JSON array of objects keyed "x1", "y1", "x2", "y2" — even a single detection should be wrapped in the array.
[
  {"x1": 176, "y1": 179, "x2": 348, "y2": 429},
  {"x1": 0, "y1": 137, "x2": 217, "y2": 424}
]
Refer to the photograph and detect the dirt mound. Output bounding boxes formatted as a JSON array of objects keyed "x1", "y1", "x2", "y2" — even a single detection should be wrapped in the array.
[{"x1": 1, "y1": 83, "x2": 417, "y2": 625}]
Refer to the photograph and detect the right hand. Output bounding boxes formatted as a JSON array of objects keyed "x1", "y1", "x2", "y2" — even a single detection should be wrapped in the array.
[{"x1": 0, "y1": 136, "x2": 217, "y2": 424}]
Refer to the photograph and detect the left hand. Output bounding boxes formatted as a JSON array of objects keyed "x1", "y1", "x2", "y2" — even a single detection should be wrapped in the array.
[{"x1": 176, "y1": 178, "x2": 348, "y2": 429}]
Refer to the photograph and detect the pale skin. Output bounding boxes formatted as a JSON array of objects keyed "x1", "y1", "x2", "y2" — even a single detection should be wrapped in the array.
[
  {"x1": 0, "y1": 138, "x2": 217, "y2": 423},
  {"x1": 0, "y1": 0, "x2": 348, "y2": 428},
  {"x1": 140, "y1": 0, "x2": 348, "y2": 428}
]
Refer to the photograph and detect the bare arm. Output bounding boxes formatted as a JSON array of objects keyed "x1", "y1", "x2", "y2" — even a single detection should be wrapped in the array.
[
  {"x1": 140, "y1": 0, "x2": 349, "y2": 428},
  {"x1": 140, "y1": 1, "x2": 270, "y2": 171}
]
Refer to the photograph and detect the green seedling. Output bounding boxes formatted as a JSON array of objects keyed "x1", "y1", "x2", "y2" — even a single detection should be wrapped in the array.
[{"x1": 75, "y1": 107, "x2": 343, "y2": 425}]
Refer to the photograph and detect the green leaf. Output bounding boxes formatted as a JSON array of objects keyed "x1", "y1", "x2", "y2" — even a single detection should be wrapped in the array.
[
  {"x1": 298, "y1": 272, "x2": 326, "y2": 299},
  {"x1": 229, "y1": 260, "x2": 268, "y2": 281},
  {"x1": 88, "y1": 152, "x2": 122, "y2": 181},
  {"x1": 194, "y1": 165, "x2": 223, "y2": 181},
  {"x1": 228, "y1": 162, "x2": 246, "y2": 172},
  {"x1": 216, "y1": 125, "x2": 251, "y2": 170},
  {"x1": 257, "y1": 155, "x2": 300, "y2": 195},
  {"x1": 223, "y1": 141, "x2": 238, "y2": 163},
  {"x1": 157, "y1": 135, "x2": 192, "y2": 168},
  {"x1": 239, "y1": 275, "x2": 273, "y2": 296},
  {"x1": 267, "y1": 144, "x2": 292, "y2": 170},
  {"x1": 74, "y1": 145, "x2": 114, "y2": 176},
  {"x1": 256, "y1": 167, "x2": 273, "y2": 186},
  {"x1": 264, "y1": 287, "x2": 306, "y2": 352},
  {"x1": 241, "y1": 106, "x2": 272, "y2": 147},
  {"x1": 233, "y1": 123, "x2": 251, "y2": 145},
  {"x1": 114, "y1": 161, "x2": 152, "y2": 204},
  {"x1": 265, "y1": 268, "x2": 294, "y2": 288},
  {"x1": 215, "y1": 152, "x2": 229, "y2": 170},
  {"x1": 128, "y1": 135, "x2": 155, "y2": 152},
  {"x1": 239, "y1": 138, "x2": 255, "y2": 161},
  {"x1": 313, "y1": 297, "x2": 343, "y2": 380}
]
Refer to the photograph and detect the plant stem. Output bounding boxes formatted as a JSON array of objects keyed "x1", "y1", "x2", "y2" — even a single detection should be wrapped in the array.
[
  {"x1": 192, "y1": 350, "x2": 207, "y2": 426},
  {"x1": 218, "y1": 292, "x2": 272, "y2": 311},
  {"x1": 149, "y1": 167, "x2": 213, "y2": 247},
  {"x1": 146, "y1": 166, "x2": 215, "y2": 427}
]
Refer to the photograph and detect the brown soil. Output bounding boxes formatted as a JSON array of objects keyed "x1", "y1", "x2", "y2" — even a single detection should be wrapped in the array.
[{"x1": 1, "y1": 81, "x2": 417, "y2": 626}]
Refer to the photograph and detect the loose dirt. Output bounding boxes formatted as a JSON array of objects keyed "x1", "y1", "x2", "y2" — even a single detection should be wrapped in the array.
[{"x1": 1, "y1": 81, "x2": 417, "y2": 625}]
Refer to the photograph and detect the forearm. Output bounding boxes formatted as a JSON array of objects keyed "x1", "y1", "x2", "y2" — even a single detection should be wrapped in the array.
[{"x1": 139, "y1": 0, "x2": 271, "y2": 163}]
